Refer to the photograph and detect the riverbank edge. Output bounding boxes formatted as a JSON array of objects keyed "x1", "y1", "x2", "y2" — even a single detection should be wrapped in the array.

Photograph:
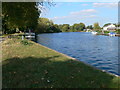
[
  {"x1": 96, "y1": 33, "x2": 120, "y2": 36},
  {"x1": 34, "y1": 40, "x2": 119, "y2": 77}
]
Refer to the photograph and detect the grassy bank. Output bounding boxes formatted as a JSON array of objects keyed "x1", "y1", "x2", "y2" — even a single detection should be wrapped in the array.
[{"x1": 2, "y1": 38, "x2": 120, "y2": 88}]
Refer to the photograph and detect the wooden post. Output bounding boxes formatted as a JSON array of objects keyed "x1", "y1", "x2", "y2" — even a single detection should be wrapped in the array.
[{"x1": 35, "y1": 33, "x2": 37, "y2": 42}]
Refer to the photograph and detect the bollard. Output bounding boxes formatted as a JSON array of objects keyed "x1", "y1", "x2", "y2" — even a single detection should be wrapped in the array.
[{"x1": 22, "y1": 35, "x2": 24, "y2": 40}]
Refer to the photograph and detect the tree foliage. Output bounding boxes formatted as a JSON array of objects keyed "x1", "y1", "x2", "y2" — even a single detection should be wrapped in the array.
[
  {"x1": 93, "y1": 22, "x2": 101, "y2": 31},
  {"x1": 36, "y1": 18, "x2": 61, "y2": 33},
  {"x1": 103, "y1": 23, "x2": 111, "y2": 27},
  {"x1": 86, "y1": 25, "x2": 93, "y2": 29},
  {"x1": 62, "y1": 24, "x2": 70, "y2": 32},
  {"x1": 2, "y1": 2, "x2": 41, "y2": 34},
  {"x1": 70, "y1": 23, "x2": 85, "y2": 32},
  {"x1": 2, "y1": 1, "x2": 54, "y2": 34}
]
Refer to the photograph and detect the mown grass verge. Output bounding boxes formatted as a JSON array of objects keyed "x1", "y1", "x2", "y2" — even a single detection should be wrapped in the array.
[{"x1": 2, "y1": 38, "x2": 120, "y2": 88}]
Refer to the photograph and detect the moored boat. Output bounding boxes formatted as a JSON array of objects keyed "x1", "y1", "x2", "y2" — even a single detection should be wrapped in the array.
[
  {"x1": 108, "y1": 32, "x2": 116, "y2": 36},
  {"x1": 91, "y1": 31, "x2": 97, "y2": 35}
]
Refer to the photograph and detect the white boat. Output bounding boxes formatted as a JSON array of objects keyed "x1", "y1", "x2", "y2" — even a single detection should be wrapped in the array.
[
  {"x1": 108, "y1": 32, "x2": 116, "y2": 36},
  {"x1": 24, "y1": 32, "x2": 35, "y2": 38},
  {"x1": 25, "y1": 35, "x2": 35, "y2": 38},
  {"x1": 25, "y1": 33, "x2": 35, "y2": 35},
  {"x1": 91, "y1": 31, "x2": 97, "y2": 35}
]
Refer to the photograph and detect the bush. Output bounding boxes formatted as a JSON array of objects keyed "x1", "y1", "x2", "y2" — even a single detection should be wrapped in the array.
[
  {"x1": 116, "y1": 29, "x2": 120, "y2": 34},
  {"x1": 21, "y1": 40, "x2": 33, "y2": 45},
  {"x1": 104, "y1": 31, "x2": 110, "y2": 34}
]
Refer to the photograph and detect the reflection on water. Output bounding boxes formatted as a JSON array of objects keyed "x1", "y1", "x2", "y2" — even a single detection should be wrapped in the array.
[{"x1": 37, "y1": 32, "x2": 119, "y2": 76}]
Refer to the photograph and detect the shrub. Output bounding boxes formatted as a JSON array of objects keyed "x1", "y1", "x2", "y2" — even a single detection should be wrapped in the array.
[
  {"x1": 104, "y1": 31, "x2": 110, "y2": 34},
  {"x1": 21, "y1": 40, "x2": 33, "y2": 45}
]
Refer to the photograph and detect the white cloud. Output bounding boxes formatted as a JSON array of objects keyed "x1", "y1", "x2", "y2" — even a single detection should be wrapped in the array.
[
  {"x1": 50, "y1": 9, "x2": 97, "y2": 25},
  {"x1": 80, "y1": 9, "x2": 97, "y2": 13},
  {"x1": 70, "y1": 9, "x2": 97, "y2": 15},
  {"x1": 93, "y1": 3, "x2": 118, "y2": 8}
]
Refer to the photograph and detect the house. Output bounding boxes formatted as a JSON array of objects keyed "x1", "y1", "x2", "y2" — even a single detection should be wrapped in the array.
[
  {"x1": 116, "y1": 27, "x2": 120, "y2": 30},
  {"x1": 103, "y1": 24, "x2": 116, "y2": 31}
]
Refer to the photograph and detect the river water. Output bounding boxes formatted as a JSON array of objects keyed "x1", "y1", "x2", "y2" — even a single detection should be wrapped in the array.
[{"x1": 37, "y1": 32, "x2": 119, "y2": 76}]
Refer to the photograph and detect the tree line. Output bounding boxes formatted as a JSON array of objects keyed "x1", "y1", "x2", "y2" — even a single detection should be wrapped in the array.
[
  {"x1": 2, "y1": 2, "x2": 119, "y2": 34},
  {"x1": 35, "y1": 18, "x2": 101, "y2": 33}
]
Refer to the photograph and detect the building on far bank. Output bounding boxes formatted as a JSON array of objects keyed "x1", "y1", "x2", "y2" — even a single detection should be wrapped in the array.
[{"x1": 103, "y1": 24, "x2": 116, "y2": 31}]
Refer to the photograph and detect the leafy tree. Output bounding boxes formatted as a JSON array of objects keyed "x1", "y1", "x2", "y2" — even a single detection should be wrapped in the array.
[
  {"x1": 71, "y1": 23, "x2": 85, "y2": 32},
  {"x1": 50, "y1": 24, "x2": 61, "y2": 33},
  {"x1": 58, "y1": 24, "x2": 63, "y2": 31},
  {"x1": 2, "y1": 2, "x2": 40, "y2": 34},
  {"x1": 72, "y1": 24, "x2": 80, "y2": 31},
  {"x1": 36, "y1": 18, "x2": 50, "y2": 33},
  {"x1": 36, "y1": 18, "x2": 61, "y2": 33},
  {"x1": 62, "y1": 24, "x2": 70, "y2": 32},
  {"x1": 93, "y1": 22, "x2": 101, "y2": 31},
  {"x1": 2, "y1": 1, "x2": 54, "y2": 34},
  {"x1": 69, "y1": 26, "x2": 74, "y2": 32},
  {"x1": 103, "y1": 23, "x2": 111, "y2": 27},
  {"x1": 79, "y1": 23, "x2": 85, "y2": 31},
  {"x1": 86, "y1": 25, "x2": 93, "y2": 29}
]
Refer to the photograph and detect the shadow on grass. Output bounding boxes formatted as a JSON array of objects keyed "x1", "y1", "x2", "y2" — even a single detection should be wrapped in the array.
[{"x1": 2, "y1": 56, "x2": 117, "y2": 88}]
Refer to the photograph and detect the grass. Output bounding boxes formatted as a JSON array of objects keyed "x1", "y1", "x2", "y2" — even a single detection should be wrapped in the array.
[{"x1": 2, "y1": 38, "x2": 120, "y2": 88}]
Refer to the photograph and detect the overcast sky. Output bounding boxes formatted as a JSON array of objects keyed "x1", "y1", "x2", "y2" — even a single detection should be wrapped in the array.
[{"x1": 41, "y1": 2, "x2": 118, "y2": 27}]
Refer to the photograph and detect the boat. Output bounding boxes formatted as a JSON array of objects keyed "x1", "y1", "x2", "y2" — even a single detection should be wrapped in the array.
[
  {"x1": 91, "y1": 31, "x2": 97, "y2": 35},
  {"x1": 108, "y1": 32, "x2": 116, "y2": 36},
  {"x1": 25, "y1": 35, "x2": 35, "y2": 38},
  {"x1": 24, "y1": 32, "x2": 35, "y2": 39},
  {"x1": 24, "y1": 33, "x2": 35, "y2": 36}
]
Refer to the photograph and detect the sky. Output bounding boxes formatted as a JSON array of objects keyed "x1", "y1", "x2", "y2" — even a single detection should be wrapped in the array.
[{"x1": 40, "y1": 2, "x2": 118, "y2": 27}]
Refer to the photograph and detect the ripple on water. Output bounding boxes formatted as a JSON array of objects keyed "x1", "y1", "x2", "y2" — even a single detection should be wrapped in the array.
[
  {"x1": 108, "y1": 70, "x2": 119, "y2": 76},
  {"x1": 77, "y1": 50, "x2": 81, "y2": 51},
  {"x1": 91, "y1": 56, "x2": 96, "y2": 59},
  {"x1": 95, "y1": 59, "x2": 102, "y2": 61},
  {"x1": 92, "y1": 62, "x2": 105, "y2": 66},
  {"x1": 100, "y1": 66, "x2": 113, "y2": 70},
  {"x1": 67, "y1": 54, "x2": 72, "y2": 56},
  {"x1": 71, "y1": 56, "x2": 77, "y2": 58},
  {"x1": 63, "y1": 47, "x2": 68, "y2": 49}
]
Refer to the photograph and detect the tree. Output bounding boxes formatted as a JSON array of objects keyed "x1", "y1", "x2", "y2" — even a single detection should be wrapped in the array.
[
  {"x1": 78, "y1": 23, "x2": 85, "y2": 31},
  {"x1": 93, "y1": 22, "x2": 101, "y2": 31},
  {"x1": 2, "y1": 1, "x2": 54, "y2": 34},
  {"x1": 50, "y1": 24, "x2": 61, "y2": 33},
  {"x1": 36, "y1": 18, "x2": 61, "y2": 33},
  {"x1": 72, "y1": 24, "x2": 80, "y2": 32},
  {"x1": 36, "y1": 18, "x2": 50, "y2": 33},
  {"x1": 103, "y1": 23, "x2": 111, "y2": 27},
  {"x1": 2, "y1": 2, "x2": 40, "y2": 34},
  {"x1": 71, "y1": 23, "x2": 85, "y2": 32},
  {"x1": 62, "y1": 24, "x2": 70, "y2": 32},
  {"x1": 86, "y1": 25, "x2": 93, "y2": 29},
  {"x1": 58, "y1": 24, "x2": 63, "y2": 31}
]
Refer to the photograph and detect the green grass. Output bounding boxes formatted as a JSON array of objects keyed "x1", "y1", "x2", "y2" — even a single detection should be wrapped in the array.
[{"x1": 2, "y1": 38, "x2": 120, "y2": 88}]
